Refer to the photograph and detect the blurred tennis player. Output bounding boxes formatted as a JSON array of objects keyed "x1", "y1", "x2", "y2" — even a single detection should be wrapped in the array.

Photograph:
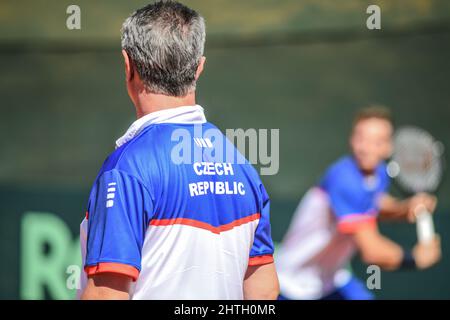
[
  {"x1": 78, "y1": 1, "x2": 278, "y2": 300},
  {"x1": 276, "y1": 106, "x2": 441, "y2": 300}
]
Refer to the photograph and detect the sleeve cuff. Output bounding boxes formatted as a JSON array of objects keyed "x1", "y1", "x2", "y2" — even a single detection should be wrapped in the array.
[
  {"x1": 248, "y1": 254, "x2": 274, "y2": 266},
  {"x1": 85, "y1": 262, "x2": 140, "y2": 281},
  {"x1": 337, "y1": 215, "x2": 377, "y2": 234}
]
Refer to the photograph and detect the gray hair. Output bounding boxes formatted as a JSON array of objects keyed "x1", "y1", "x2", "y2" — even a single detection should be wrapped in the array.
[{"x1": 121, "y1": 1, "x2": 206, "y2": 97}]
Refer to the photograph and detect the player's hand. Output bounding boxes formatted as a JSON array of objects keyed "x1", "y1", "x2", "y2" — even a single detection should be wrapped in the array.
[
  {"x1": 407, "y1": 193, "x2": 438, "y2": 223},
  {"x1": 413, "y1": 235, "x2": 441, "y2": 269}
]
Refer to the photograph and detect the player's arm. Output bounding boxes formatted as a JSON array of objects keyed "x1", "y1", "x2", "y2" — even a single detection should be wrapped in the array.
[
  {"x1": 244, "y1": 262, "x2": 279, "y2": 300},
  {"x1": 352, "y1": 223, "x2": 441, "y2": 270},
  {"x1": 81, "y1": 274, "x2": 131, "y2": 300},
  {"x1": 353, "y1": 223, "x2": 403, "y2": 270},
  {"x1": 81, "y1": 169, "x2": 151, "y2": 300},
  {"x1": 378, "y1": 193, "x2": 437, "y2": 222}
]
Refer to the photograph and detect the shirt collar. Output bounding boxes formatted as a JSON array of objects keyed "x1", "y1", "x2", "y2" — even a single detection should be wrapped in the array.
[{"x1": 115, "y1": 104, "x2": 206, "y2": 148}]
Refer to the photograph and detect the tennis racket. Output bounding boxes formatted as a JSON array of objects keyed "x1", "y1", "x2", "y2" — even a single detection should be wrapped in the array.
[{"x1": 387, "y1": 126, "x2": 445, "y2": 244}]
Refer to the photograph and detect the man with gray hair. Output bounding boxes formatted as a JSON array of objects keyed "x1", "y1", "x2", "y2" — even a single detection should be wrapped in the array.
[{"x1": 79, "y1": 1, "x2": 279, "y2": 300}]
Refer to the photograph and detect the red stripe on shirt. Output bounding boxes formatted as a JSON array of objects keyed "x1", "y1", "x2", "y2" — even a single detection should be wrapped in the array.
[
  {"x1": 337, "y1": 215, "x2": 377, "y2": 234},
  {"x1": 248, "y1": 254, "x2": 274, "y2": 266},
  {"x1": 85, "y1": 262, "x2": 139, "y2": 281},
  {"x1": 149, "y1": 213, "x2": 261, "y2": 234}
]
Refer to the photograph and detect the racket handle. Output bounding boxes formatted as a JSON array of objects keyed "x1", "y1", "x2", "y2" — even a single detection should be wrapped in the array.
[{"x1": 415, "y1": 206, "x2": 435, "y2": 244}]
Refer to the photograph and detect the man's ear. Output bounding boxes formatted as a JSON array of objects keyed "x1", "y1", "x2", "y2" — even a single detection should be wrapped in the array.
[
  {"x1": 195, "y1": 56, "x2": 206, "y2": 81},
  {"x1": 122, "y1": 49, "x2": 134, "y2": 82}
]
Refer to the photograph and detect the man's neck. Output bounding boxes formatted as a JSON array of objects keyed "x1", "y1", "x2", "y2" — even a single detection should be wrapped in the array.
[
  {"x1": 360, "y1": 168, "x2": 376, "y2": 177},
  {"x1": 134, "y1": 91, "x2": 197, "y2": 119}
]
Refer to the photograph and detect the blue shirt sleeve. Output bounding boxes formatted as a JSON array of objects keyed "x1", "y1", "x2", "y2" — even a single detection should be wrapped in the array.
[
  {"x1": 320, "y1": 159, "x2": 379, "y2": 234},
  {"x1": 249, "y1": 183, "x2": 275, "y2": 266},
  {"x1": 326, "y1": 180, "x2": 376, "y2": 219},
  {"x1": 84, "y1": 169, "x2": 153, "y2": 280}
]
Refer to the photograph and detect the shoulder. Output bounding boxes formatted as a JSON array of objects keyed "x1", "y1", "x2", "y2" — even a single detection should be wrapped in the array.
[
  {"x1": 206, "y1": 121, "x2": 268, "y2": 200},
  {"x1": 328, "y1": 155, "x2": 357, "y2": 174},
  {"x1": 98, "y1": 125, "x2": 165, "y2": 181},
  {"x1": 320, "y1": 156, "x2": 360, "y2": 190}
]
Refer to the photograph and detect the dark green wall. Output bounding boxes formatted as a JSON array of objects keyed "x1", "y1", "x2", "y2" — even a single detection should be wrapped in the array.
[{"x1": 1, "y1": 0, "x2": 449, "y2": 299}]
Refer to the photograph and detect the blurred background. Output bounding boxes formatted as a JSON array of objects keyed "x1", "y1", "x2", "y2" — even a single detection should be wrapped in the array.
[{"x1": 1, "y1": 0, "x2": 449, "y2": 299}]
